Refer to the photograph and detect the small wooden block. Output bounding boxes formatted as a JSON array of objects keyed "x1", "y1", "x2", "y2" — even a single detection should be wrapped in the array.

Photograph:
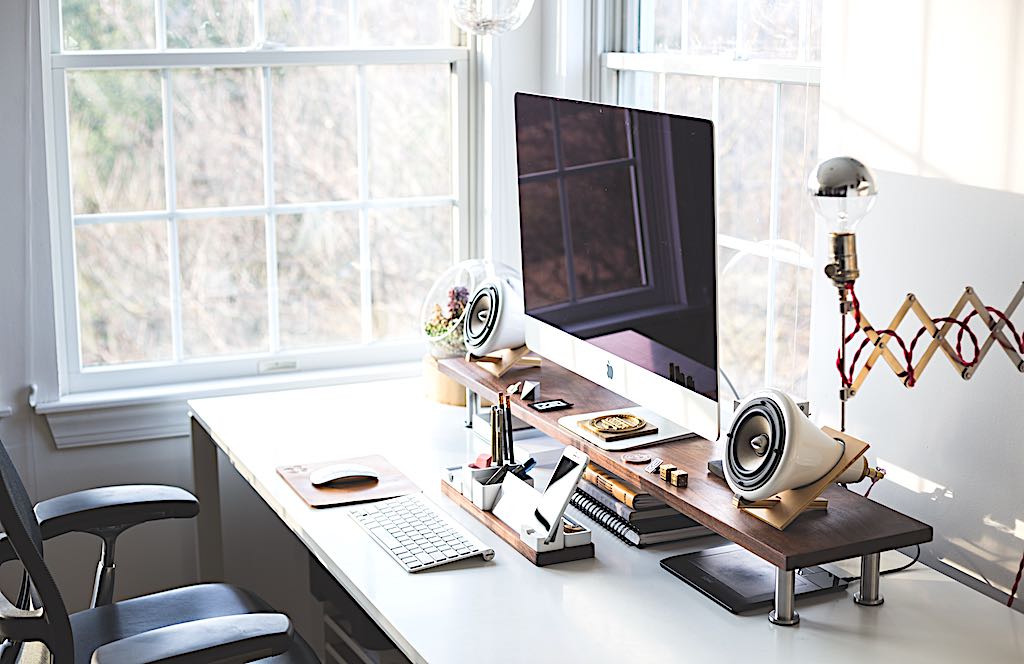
[
  {"x1": 668, "y1": 469, "x2": 688, "y2": 487},
  {"x1": 659, "y1": 464, "x2": 677, "y2": 481}
]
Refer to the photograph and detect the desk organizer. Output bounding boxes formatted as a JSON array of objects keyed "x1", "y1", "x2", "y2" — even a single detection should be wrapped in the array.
[{"x1": 441, "y1": 465, "x2": 594, "y2": 567}]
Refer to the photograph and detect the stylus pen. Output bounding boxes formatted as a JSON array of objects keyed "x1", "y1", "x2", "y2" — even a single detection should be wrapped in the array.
[{"x1": 503, "y1": 394, "x2": 515, "y2": 464}]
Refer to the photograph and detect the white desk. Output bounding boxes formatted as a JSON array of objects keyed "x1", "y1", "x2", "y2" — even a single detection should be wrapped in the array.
[{"x1": 189, "y1": 378, "x2": 1024, "y2": 664}]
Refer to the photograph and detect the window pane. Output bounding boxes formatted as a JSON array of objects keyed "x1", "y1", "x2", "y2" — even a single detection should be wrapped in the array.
[
  {"x1": 517, "y1": 180, "x2": 568, "y2": 308},
  {"x1": 661, "y1": 74, "x2": 713, "y2": 119},
  {"x1": 179, "y1": 217, "x2": 268, "y2": 357},
  {"x1": 76, "y1": 222, "x2": 171, "y2": 366},
  {"x1": 564, "y1": 165, "x2": 643, "y2": 299},
  {"x1": 778, "y1": 83, "x2": 819, "y2": 254},
  {"x1": 173, "y1": 68, "x2": 263, "y2": 209},
  {"x1": 272, "y1": 67, "x2": 358, "y2": 204},
  {"x1": 771, "y1": 263, "x2": 812, "y2": 397},
  {"x1": 718, "y1": 246, "x2": 767, "y2": 397},
  {"x1": 716, "y1": 78, "x2": 773, "y2": 241},
  {"x1": 370, "y1": 207, "x2": 452, "y2": 340},
  {"x1": 739, "y1": 0, "x2": 803, "y2": 60},
  {"x1": 366, "y1": 64, "x2": 451, "y2": 198},
  {"x1": 68, "y1": 71, "x2": 165, "y2": 214},
  {"x1": 61, "y1": 0, "x2": 155, "y2": 50},
  {"x1": 277, "y1": 211, "x2": 361, "y2": 348},
  {"x1": 265, "y1": 0, "x2": 351, "y2": 47},
  {"x1": 650, "y1": 0, "x2": 683, "y2": 52},
  {"x1": 165, "y1": 0, "x2": 253, "y2": 48},
  {"x1": 355, "y1": 0, "x2": 450, "y2": 47},
  {"x1": 557, "y1": 104, "x2": 629, "y2": 167},
  {"x1": 266, "y1": 0, "x2": 450, "y2": 47},
  {"x1": 687, "y1": 0, "x2": 737, "y2": 55}
]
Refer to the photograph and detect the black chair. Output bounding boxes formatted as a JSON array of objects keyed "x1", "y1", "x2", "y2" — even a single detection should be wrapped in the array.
[{"x1": 0, "y1": 439, "x2": 319, "y2": 663}]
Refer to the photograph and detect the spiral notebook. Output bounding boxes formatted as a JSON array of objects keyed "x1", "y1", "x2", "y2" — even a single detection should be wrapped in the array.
[{"x1": 570, "y1": 490, "x2": 710, "y2": 547}]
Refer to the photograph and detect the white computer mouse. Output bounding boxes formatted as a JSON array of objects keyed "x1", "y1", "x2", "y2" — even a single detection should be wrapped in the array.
[{"x1": 310, "y1": 463, "x2": 380, "y2": 487}]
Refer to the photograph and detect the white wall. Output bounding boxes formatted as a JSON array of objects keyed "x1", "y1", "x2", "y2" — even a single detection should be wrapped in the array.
[{"x1": 810, "y1": 0, "x2": 1024, "y2": 605}]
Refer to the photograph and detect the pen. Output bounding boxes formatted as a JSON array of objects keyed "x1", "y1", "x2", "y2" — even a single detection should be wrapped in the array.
[
  {"x1": 495, "y1": 399, "x2": 504, "y2": 466},
  {"x1": 503, "y1": 393, "x2": 515, "y2": 464},
  {"x1": 490, "y1": 405, "x2": 498, "y2": 463}
]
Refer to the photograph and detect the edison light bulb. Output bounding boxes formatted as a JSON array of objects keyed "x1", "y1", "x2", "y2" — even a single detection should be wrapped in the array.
[
  {"x1": 807, "y1": 157, "x2": 878, "y2": 288},
  {"x1": 449, "y1": 0, "x2": 535, "y2": 36},
  {"x1": 807, "y1": 156, "x2": 878, "y2": 233}
]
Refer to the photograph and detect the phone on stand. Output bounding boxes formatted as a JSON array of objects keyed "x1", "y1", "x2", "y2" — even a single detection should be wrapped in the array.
[{"x1": 533, "y1": 447, "x2": 589, "y2": 543}]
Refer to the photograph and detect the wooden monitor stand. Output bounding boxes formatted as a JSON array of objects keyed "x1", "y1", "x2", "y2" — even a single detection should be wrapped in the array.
[{"x1": 438, "y1": 357, "x2": 932, "y2": 626}]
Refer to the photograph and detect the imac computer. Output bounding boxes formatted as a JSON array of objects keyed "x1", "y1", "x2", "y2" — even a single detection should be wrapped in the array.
[{"x1": 514, "y1": 93, "x2": 719, "y2": 442}]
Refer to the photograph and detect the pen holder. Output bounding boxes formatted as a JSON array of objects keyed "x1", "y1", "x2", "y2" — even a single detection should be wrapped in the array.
[{"x1": 468, "y1": 468, "x2": 503, "y2": 511}]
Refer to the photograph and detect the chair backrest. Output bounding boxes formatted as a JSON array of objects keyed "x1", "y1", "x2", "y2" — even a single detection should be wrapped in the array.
[{"x1": 0, "y1": 440, "x2": 73, "y2": 663}]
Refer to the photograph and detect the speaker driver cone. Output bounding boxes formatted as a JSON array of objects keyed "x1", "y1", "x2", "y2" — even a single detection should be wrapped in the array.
[
  {"x1": 465, "y1": 285, "x2": 500, "y2": 349},
  {"x1": 726, "y1": 398, "x2": 786, "y2": 493}
]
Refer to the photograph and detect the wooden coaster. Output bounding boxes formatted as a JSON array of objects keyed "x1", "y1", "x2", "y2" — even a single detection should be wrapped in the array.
[{"x1": 579, "y1": 414, "x2": 659, "y2": 442}]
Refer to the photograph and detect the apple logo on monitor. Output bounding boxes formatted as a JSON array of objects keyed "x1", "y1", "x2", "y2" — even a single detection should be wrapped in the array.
[{"x1": 606, "y1": 361, "x2": 614, "y2": 380}]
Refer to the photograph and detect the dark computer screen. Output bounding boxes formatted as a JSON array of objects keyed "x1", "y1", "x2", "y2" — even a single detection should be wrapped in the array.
[{"x1": 515, "y1": 93, "x2": 718, "y2": 401}]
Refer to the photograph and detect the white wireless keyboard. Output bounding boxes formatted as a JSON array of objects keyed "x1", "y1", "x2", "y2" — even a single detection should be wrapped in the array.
[{"x1": 349, "y1": 493, "x2": 495, "y2": 572}]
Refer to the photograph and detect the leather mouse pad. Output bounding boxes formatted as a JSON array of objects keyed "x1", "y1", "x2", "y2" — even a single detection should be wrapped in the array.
[{"x1": 276, "y1": 454, "x2": 418, "y2": 508}]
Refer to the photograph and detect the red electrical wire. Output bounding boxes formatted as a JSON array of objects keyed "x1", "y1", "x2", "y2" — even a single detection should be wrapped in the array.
[
  {"x1": 833, "y1": 282, "x2": 1010, "y2": 389},
  {"x1": 1010, "y1": 549, "x2": 1024, "y2": 608}
]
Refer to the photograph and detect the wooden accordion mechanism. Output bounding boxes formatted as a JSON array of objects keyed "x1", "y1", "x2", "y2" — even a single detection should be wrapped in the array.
[{"x1": 840, "y1": 282, "x2": 1024, "y2": 399}]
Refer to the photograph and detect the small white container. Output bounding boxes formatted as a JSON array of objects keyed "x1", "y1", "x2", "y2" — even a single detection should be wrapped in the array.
[{"x1": 561, "y1": 514, "x2": 593, "y2": 548}]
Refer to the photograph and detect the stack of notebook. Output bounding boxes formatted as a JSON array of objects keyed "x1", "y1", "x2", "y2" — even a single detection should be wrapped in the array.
[{"x1": 569, "y1": 465, "x2": 710, "y2": 547}]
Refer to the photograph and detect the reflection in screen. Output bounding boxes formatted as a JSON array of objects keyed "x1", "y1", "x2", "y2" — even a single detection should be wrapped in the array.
[{"x1": 515, "y1": 94, "x2": 718, "y2": 402}]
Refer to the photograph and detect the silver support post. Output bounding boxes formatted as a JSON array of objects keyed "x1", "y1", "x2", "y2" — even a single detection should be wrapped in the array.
[
  {"x1": 90, "y1": 533, "x2": 118, "y2": 608},
  {"x1": 769, "y1": 568, "x2": 800, "y2": 626},
  {"x1": 854, "y1": 552, "x2": 885, "y2": 606},
  {"x1": 464, "y1": 389, "x2": 478, "y2": 428}
]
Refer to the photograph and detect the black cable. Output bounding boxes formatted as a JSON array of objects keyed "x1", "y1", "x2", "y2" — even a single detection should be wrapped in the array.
[{"x1": 840, "y1": 544, "x2": 921, "y2": 583}]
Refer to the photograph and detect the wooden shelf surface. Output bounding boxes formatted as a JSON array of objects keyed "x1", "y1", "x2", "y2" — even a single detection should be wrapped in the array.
[
  {"x1": 439, "y1": 357, "x2": 932, "y2": 571},
  {"x1": 439, "y1": 481, "x2": 595, "y2": 566}
]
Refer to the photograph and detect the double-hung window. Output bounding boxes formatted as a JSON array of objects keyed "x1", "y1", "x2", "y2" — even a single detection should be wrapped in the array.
[
  {"x1": 606, "y1": 0, "x2": 822, "y2": 399},
  {"x1": 42, "y1": 0, "x2": 471, "y2": 393}
]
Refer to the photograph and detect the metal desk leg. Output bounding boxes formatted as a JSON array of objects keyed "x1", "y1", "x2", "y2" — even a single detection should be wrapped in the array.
[
  {"x1": 464, "y1": 389, "x2": 478, "y2": 428},
  {"x1": 769, "y1": 568, "x2": 800, "y2": 626},
  {"x1": 191, "y1": 418, "x2": 224, "y2": 582},
  {"x1": 854, "y1": 552, "x2": 885, "y2": 606}
]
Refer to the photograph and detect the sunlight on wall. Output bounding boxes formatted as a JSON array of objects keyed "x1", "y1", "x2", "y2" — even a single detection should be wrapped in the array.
[
  {"x1": 877, "y1": 457, "x2": 954, "y2": 498},
  {"x1": 820, "y1": 0, "x2": 1024, "y2": 195}
]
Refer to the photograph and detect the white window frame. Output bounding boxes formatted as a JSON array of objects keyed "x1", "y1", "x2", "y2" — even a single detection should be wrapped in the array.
[
  {"x1": 39, "y1": 1, "x2": 475, "y2": 396},
  {"x1": 601, "y1": 0, "x2": 821, "y2": 391}
]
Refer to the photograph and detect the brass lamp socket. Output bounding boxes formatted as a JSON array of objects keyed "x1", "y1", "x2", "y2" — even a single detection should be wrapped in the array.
[{"x1": 824, "y1": 231, "x2": 860, "y2": 286}]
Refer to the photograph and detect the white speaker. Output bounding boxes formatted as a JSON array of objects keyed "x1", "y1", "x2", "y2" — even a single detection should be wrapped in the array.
[
  {"x1": 463, "y1": 273, "x2": 526, "y2": 356},
  {"x1": 724, "y1": 389, "x2": 868, "y2": 501}
]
